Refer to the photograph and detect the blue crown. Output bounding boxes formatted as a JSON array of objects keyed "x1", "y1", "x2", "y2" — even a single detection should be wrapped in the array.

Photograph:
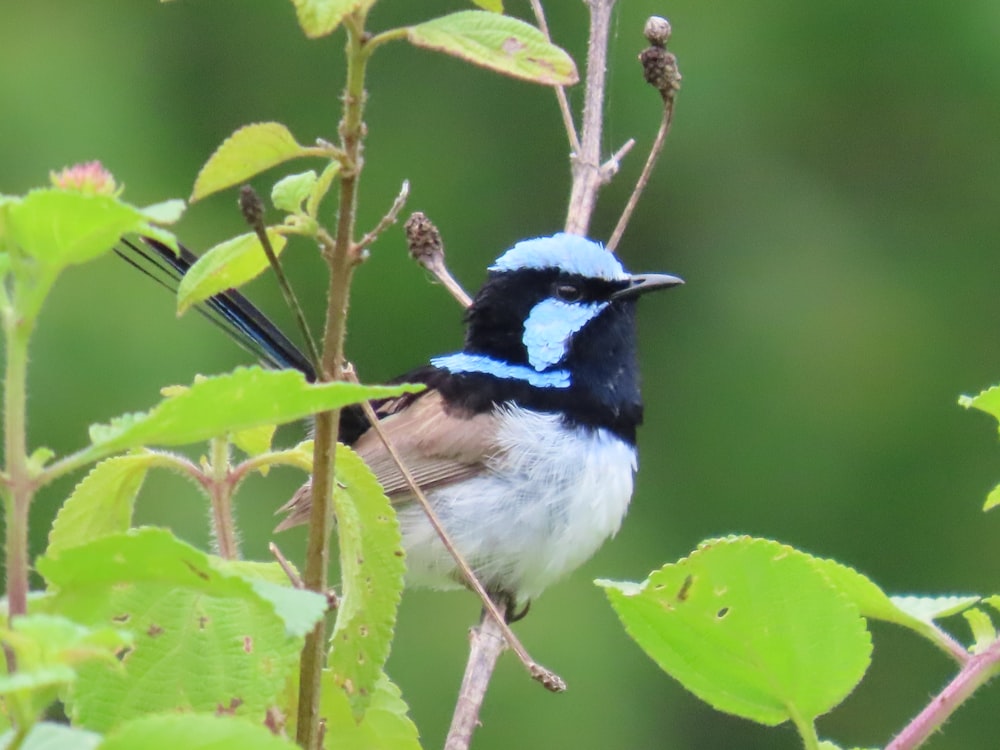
[{"x1": 489, "y1": 233, "x2": 629, "y2": 281}]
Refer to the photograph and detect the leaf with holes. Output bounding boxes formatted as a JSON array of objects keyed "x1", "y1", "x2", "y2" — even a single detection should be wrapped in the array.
[
  {"x1": 597, "y1": 536, "x2": 872, "y2": 726},
  {"x1": 327, "y1": 445, "x2": 406, "y2": 719},
  {"x1": 407, "y1": 11, "x2": 577, "y2": 86},
  {"x1": 36, "y1": 529, "x2": 326, "y2": 732}
]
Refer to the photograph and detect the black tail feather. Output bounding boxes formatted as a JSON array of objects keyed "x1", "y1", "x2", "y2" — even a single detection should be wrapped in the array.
[{"x1": 117, "y1": 237, "x2": 317, "y2": 381}]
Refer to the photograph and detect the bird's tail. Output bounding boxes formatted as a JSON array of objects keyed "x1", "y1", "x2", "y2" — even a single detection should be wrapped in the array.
[{"x1": 117, "y1": 237, "x2": 317, "y2": 381}]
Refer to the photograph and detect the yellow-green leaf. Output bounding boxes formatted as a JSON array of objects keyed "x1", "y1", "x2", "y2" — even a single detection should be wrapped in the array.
[
  {"x1": 407, "y1": 11, "x2": 578, "y2": 86},
  {"x1": 176, "y1": 229, "x2": 287, "y2": 314},
  {"x1": 192, "y1": 123, "x2": 311, "y2": 201}
]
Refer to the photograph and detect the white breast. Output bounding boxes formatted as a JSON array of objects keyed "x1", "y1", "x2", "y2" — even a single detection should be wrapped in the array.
[{"x1": 396, "y1": 405, "x2": 637, "y2": 602}]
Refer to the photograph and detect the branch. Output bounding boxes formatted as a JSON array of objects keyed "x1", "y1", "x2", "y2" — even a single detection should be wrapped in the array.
[
  {"x1": 444, "y1": 609, "x2": 508, "y2": 750},
  {"x1": 886, "y1": 638, "x2": 1000, "y2": 750},
  {"x1": 564, "y1": 0, "x2": 617, "y2": 236}
]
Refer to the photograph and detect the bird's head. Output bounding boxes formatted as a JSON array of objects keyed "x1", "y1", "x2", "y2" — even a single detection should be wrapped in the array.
[{"x1": 463, "y1": 233, "x2": 682, "y2": 378}]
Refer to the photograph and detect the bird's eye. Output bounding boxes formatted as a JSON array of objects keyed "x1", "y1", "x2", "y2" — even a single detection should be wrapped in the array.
[{"x1": 554, "y1": 283, "x2": 582, "y2": 302}]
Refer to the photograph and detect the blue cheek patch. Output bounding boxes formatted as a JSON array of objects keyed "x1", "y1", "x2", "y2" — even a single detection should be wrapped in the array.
[
  {"x1": 522, "y1": 299, "x2": 608, "y2": 371},
  {"x1": 431, "y1": 353, "x2": 572, "y2": 389}
]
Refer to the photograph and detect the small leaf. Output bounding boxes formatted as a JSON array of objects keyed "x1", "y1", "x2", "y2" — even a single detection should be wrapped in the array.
[
  {"x1": 470, "y1": 0, "x2": 503, "y2": 11},
  {"x1": 48, "y1": 454, "x2": 155, "y2": 556},
  {"x1": 99, "y1": 715, "x2": 298, "y2": 750},
  {"x1": 272, "y1": 170, "x2": 317, "y2": 214},
  {"x1": 289, "y1": 0, "x2": 374, "y2": 39},
  {"x1": 327, "y1": 446, "x2": 406, "y2": 719},
  {"x1": 140, "y1": 199, "x2": 186, "y2": 224},
  {"x1": 192, "y1": 123, "x2": 312, "y2": 202},
  {"x1": 985, "y1": 483, "x2": 1000, "y2": 511},
  {"x1": 962, "y1": 607, "x2": 996, "y2": 653},
  {"x1": 232, "y1": 423, "x2": 276, "y2": 459},
  {"x1": 597, "y1": 537, "x2": 872, "y2": 726},
  {"x1": 407, "y1": 11, "x2": 578, "y2": 86},
  {"x1": 321, "y1": 671, "x2": 421, "y2": 750},
  {"x1": 890, "y1": 594, "x2": 981, "y2": 623},
  {"x1": 175, "y1": 229, "x2": 288, "y2": 314},
  {"x1": 86, "y1": 366, "x2": 423, "y2": 458},
  {"x1": 306, "y1": 161, "x2": 340, "y2": 219}
]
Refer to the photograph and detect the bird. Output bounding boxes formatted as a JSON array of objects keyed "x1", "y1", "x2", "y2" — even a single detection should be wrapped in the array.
[{"x1": 121, "y1": 232, "x2": 682, "y2": 617}]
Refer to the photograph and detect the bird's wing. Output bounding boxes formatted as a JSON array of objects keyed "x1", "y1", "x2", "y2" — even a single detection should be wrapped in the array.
[
  {"x1": 274, "y1": 389, "x2": 499, "y2": 530},
  {"x1": 353, "y1": 388, "x2": 499, "y2": 499}
]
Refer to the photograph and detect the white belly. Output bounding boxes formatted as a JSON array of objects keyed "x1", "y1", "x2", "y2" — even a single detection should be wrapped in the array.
[{"x1": 396, "y1": 406, "x2": 637, "y2": 602}]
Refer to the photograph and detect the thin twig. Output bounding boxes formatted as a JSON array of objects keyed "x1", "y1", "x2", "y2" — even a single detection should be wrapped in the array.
[
  {"x1": 239, "y1": 185, "x2": 322, "y2": 370},
  {"x1": 607, "y1": 16, "x2": 681, "y2": 252},
  {"x1": 530, "y1": 0, "x2": 581, "y2": 156},
  {"x1": 444, "y1": 608, "x2": 508, "y2": 750},
  {"x1": 600, "y1": 138, "x2": 636, "y2": 182},
  {"x1": 564, "y1": 0, "x2": 617, "y2": 236},
  {"x1": 343, "y1": 365, "x2": 565, "y2": 692},
  {"x1": 354, "y1": 180, "x2": 410, "y2": 255}
]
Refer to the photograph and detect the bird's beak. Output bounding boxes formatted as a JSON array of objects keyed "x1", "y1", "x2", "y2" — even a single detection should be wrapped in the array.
[{"x1": 611, "y1": 273, "x2": 684, "y2": 300}]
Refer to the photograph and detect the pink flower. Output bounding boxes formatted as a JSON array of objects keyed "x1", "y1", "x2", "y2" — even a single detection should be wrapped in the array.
[{"x1": 49, "y1": 161, "x2": 119, "y2": 196}]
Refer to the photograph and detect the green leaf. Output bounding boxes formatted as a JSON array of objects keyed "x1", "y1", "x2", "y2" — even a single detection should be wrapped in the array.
[
  {"x1": 327, "y1": 445, "x2": 406, "y2": 719},
  {"x1": 289, "y1": 0, "x2": 374, "y2": 39},
  {"x1": 192, "y1": 123, "x2": 312, "y2": 202},
  {"x1": 889, "y1": 594, "x2": 981, "y2": 623},
  {"x1": 175, "y1": 229, "x2": 288, "y2": 314},
  {"x1": 86, "y1": 366, "x2": 423, "y2": 457},
  {"x1": 960, "y1": 385, "x2": 1000, "y2": 423},
  {"x1": 597, "y1": 537, "x2": 872, "y2": 726},
  {"x1": 321, "y1": 671, "x2": 421, "y2": 750},
  {"x1": 47, "y1": 454, "x2": 155, "y2": 556},
  {"x1": 38, "y1": 529, "x2": 326, "y2": 732},
  {"x1": 98, "y1": 715, "x2": 298, "y2": 750},
  {"x1": 407, "y1": 11, "x2": 578, "y2": 86},
  {"x1": 0, "y1": 722, "x2": 102, "y2": 750},
  {"x1": 5, "y1": 190, "x2": 181, "y2": 275},
  {"x1": 985, "y1": 483, "x2": 1000, "y2": 511},
  {"x1": 470, "y1": 0, "x2": 503, "y2": 11},
  {"x1": 232, "y1": 423, "x2": 276, "y2": 459},
  {"x1": 272, "y1": 170, "x2": 318, "y2": 214},
  {"x1": 306, "y1": 161, "x2": 341, "y2": 219},
  {"x1": 962, "y1": 607, "x2": 996, "y2": 654}
]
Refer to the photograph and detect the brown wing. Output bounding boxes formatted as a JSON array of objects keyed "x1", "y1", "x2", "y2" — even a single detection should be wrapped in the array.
[
  {"x1": 274, "y1": 390, "x2": 498, "y2": 531},
  {"x1": 353, "y1": 389, "x2": 498, "y2": 499}
]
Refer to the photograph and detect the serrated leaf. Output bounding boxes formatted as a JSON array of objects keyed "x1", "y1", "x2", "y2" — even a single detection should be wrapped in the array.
[
  {"x1": 6, "y1": 190, "x2": 181, "y2": 274},
  {"x1": 327, "y1": 445, "x2": 405, "y2": 719},
  {"x1": 98, "y1": 714, "x2": 298, "y2": 750},
  {"x1": 38, "y1": 529, "x2": 326, "y2": 732},
  {"x1": 890, "y1": 594, "x2": 981, "y2": 622},
  {"x1": 960, "y1": 385, "x2": 1000, "y2": 423},
  {"x1": 86, "y1": 366, "x2": 423, "y2": 458},
  {"x1": 176, "y1": 230, "x2": 288, "y2": 314},
  {"x1": 407, "y1": 11, "x2": 578, "y2": 86},
  {"x1": 597, "y1": 537, "x2": 872, "y2": 726},
  {"x1": 321, "y1": 670, "x2": 421, "y2": 750},
  {"x1": 289, "y1": 0, "x2": 374, "y2": 39},
  {"x1": 192, "y1": 123, "x2": 312, "y2": 202},
  {"x1": 272, "y1": 170, "x2": 318, "y2": 214},
  {"x1": 0, "y1": 722, "x2": 102, "y2": 750},
  {"x1": 48, "y1": 454, "x2": 155, "y2": 556}
]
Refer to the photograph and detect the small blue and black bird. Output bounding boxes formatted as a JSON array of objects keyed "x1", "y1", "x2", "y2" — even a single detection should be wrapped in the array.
[{"x1": 122, "y1": 233, "x2": 682, "y2": 614}]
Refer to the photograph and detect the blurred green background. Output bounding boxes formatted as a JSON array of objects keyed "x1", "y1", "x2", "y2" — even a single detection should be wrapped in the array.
[{"x1": 3, "y1": 1, "x2": 1000, "y2": 747}]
